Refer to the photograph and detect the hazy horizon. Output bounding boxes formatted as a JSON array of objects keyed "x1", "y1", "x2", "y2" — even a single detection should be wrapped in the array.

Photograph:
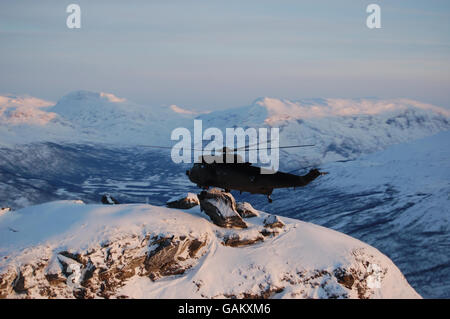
[{"x1": 1, "y1": 0, "x2": 450, "y2": 111}]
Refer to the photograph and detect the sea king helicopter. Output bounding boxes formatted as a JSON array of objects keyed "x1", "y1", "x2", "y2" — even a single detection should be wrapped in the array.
[
  {"x1": 143, "y1": 142, "x2": 328, "y2": 203},
  {"x1": 185, "y1": 144, "x2": 327, "y2": 203}
]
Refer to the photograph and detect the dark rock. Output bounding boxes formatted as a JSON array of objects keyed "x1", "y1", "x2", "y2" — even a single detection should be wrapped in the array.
[
  {"x1": 59, "y1": 251, "x2": 83, "y2": 264},
  {"x1": 144, "y1": 235, "x2": 206, "y2": 281},
  {"x1": 166, "y1": 193, "x2": 199, "y2": 209},
  {"x1": 81, "y1": 259, "x2": 96, "y2": 284},
  {"x1": 101, "y1": 194, "x2": 119, "y2": 205},
  {"x1": 335, "y1": 269, "x2": 355, "y2": 289},
  {"x1": 222, "y1": 233, "x2": 264, "y2": 247},
  {"x1": 236, "y1": 202, "x2": 259, "y2": 218},
  {"x1": 225, "y1": 286, "x2": 284, "y2": 299},
  {"x1": 73, "y1": 287, "x2": 87, "y2": 299},
  {"x1": 263, "y1": 215, "x2": 285, "y2": 229},
  {"x1": 260, "y1": 228, "x2": 280, "y2": 237},
  {"x1": 57, "y1": 254, "x2": 82, "y2": 278},
  {"x1": 242, "y1": 286, "x2": 284, "y2": 299},
  {"x1": 198, "y1": 188, "x2": 247, "y2": 229},
  {"x1": 12, "y1": 271, "x2": 26, "y2": 294},
  {"x1": 188, "y1": 239, "x2": 205, "y2": 258},
  {"x1": 45, "y1": 273, "x2": 65, "y2": 285}
]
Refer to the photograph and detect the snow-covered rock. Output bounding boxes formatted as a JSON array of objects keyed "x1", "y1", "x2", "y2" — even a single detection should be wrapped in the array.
[
  {"x1": 0, "y1": 200, "x2": 420, "y2": 299},
  {"x1": 166, "y1": 193, "x2": 199, "y2": 209},
  {"x1": 0, "y1": 208, "x2": 12, "y2": 217},
  {"x1": 263, "y1": 215, "x2": 285, "y2": 229},
  {"x1": 236, "y1": 202, "x2": 260, "y2": 218},
  {"x1": 198, "y1": 188, "x2": 248, "y2": 229},
  {"x1": 101, "y1": 194, "x2": 119, "y2": 205}
]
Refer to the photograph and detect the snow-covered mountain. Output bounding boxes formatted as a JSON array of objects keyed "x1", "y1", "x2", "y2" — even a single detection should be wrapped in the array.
[
  {"x1": 244, "y1": 130, "x2": 450, "y2": 298},
  {"x1": 0, "y1": 90, "x2": 449, "y2": 298},
  {"x1": 0, "y1": 94, "x2": 73, "y2": 146},
  {"x1": 198, "y1": 97, "x2": 450, "y2": 168},
  {"x1": 50, "y1": 91, "x2": 197, "y2": 145},
  {"x1": 0, "y1": 200, "x2": 420, "y2": 299},
  {"x1": 0, "y1": 91, "x2": 197, "y2": 146},
  {"x1": 1, "y1": 91, "x2": 449, "y2": 166}
]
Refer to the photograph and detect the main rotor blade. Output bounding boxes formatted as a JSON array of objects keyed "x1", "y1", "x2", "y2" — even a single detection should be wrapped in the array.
[
  {"x1": 288, "y1": 166, "x2": 328, "y2": 175},
  {"x1": 136, "y1": 143, "x2": 315, "y2": 152},
  {"x1": 233, "y1": 140, "x2": 274, "y2": 152},
  {"x1": 136, "y1": 145, "x2": 205, "y2": 151},
  {"x1": 287, "y1": 166, "x2": 315, "y2": 173},
  {"x1": 244, "y1": 144, "x2": 315, "y2": 151}
]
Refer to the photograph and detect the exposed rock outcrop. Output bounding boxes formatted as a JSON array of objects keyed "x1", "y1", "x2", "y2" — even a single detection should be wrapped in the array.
[
  {"x1": 236, "y1": 202, "x2": 259, "y2": 218},
  {"x1": 198, "y1": 188, "x2": 247, "y2": 229},
  {"x1": 166, "y1": 193, "x2": 199, "y2": 209},
  {"x1": 0, "y1": 233, "x2": 207, "y2": 299},
  {"x1": 264, "y1": 215, "x2": 285, "y2": 228},
  {"x1": 222, "y1": 233, "x2": 264, "y2": 247},
  {"x1": 261, "y1": 215, "x2": 285, "y2": 237},
  {"x1": 0, "y1": 200, "x2": 421, "y2": 299},
  {"x1": 101, "y1": 194, "x2": 119, "y2": 205}
]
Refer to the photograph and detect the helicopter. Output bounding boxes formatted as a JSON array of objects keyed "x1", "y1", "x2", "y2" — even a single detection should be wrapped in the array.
[
  {"x1": 139, "y1": 142, "x2": 327, "y2": 203},
  {"x1": 184, "y1": 146, "x2": 327, "y2": 203}
]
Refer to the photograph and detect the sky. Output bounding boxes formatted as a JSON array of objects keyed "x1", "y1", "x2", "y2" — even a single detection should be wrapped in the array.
[{"x1": 1, "y1": 0, "x2": 449, "y2": 111}]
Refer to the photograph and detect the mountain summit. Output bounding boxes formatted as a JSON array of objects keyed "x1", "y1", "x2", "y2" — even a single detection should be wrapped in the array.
[{"x1": 0, "y1": 196, "x2": 420, "y2": 299}]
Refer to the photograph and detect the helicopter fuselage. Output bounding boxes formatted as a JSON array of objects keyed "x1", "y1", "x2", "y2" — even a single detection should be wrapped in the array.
[{"x1": 186, "y1": 162, "x2": 322, "y2": 200}]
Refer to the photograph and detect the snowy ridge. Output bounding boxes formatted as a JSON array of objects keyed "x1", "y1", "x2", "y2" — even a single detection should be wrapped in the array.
[
  {"x1": 248, "y1": 130, "x2": 450, "y2": 298},
  {"x1": 49, "y1": 91, "x2": 193, "y2": 145},
  {"x1": 254, "y1": 97, "x2": 450, "y2": 120},
  {"x1": 0, "y1": 200, "x2": 420, "y2": 299},
  {"x1": 0, "y1": 94, "x2": 57, "y2": 126},
  {"x1": 198, "y1": 97, "x2": 450, "y2": 167},
  {"x1": 0, "y1": 91, "x2": 448, "y2": 164},
  {"x1": 0, "y1": 91, "x2": 194, "y2": 146},
  {"x1": 0, "y1": 94, "x2": 53, "y2": 109}
]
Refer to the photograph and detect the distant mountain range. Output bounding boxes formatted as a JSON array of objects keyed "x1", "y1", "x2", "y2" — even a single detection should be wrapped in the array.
[
  {"x1": 1, "y1": 91, "x2": 449, "y2": 168},
  {"x1": 0, "y1": 91, "x2": 449, "y2": 298},
  {"x1": 245, "y1": 130, "x2": 450, "y2": 298}
]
